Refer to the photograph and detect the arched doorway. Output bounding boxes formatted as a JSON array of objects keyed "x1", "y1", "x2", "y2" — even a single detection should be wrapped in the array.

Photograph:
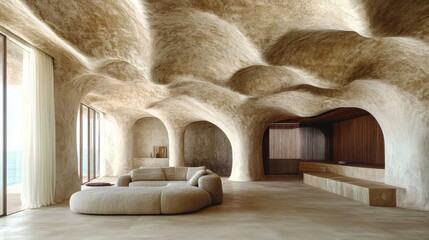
[
  {"x1": 263, "y1": 108, "x2": 384, "y2": 175},
  {"x1": 184, "y1": 121, "x2": 232, "y2": 176}
]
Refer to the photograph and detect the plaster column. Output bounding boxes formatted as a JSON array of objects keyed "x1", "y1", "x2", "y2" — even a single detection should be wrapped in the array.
[
  {"x1": 229, "y1": 123, "x2": 265, "y2": 181},
  {"x1": 103, "y1": 114, "x2": 134, "y2": 175},
  {"x1": 376, "y1": 107, "x2": 429, "y2": 211},
  {"x1": 165, "y1": 123, "x2": 186, "y2": 167},
  {"x1": 54, "y1": 84, "x2": 82, "y2": 203}
]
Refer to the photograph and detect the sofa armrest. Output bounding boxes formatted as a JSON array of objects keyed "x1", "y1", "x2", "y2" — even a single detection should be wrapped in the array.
[
  {"x1": 116, "y1": 174, "x2": 131, "y2": 187},
  {"x1": 198, "y1": 173, "x2": 223, "y2": 205}
]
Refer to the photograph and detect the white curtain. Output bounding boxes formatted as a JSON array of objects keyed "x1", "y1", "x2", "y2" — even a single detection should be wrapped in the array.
[{"x1": 21, "y1": 47, "x2": 56, "y2": 209}]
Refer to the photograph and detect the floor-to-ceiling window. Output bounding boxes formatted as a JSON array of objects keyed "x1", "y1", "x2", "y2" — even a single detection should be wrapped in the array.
[
  {"x1": 1, "y1": 27, "x2": 56, "y2": 217},
  {"x1": 0, "y1": 33, "x2": 5, "y2": 217},
  {"x1": 6, "y1": 38, "x2": 29, "y2": 215},
  {"x1": 77, "y1": 104, "x2": 101, "y2": 184},
  {"x1": 0, "y1": 30, "x2": 31, "y2": 216}
]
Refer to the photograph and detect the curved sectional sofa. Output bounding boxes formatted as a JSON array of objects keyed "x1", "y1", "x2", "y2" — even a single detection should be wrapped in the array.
[{"x1": 70, "y1": 166, "x2": 223, "y2": 215}]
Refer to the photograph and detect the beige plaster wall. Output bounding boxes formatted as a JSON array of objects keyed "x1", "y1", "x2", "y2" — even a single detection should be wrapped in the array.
[
  {"x1": 133, "y1": 117, "x2": 169, "y2": 159},
  {"x1": 184, "y1": 121, "x2": 232, "y2": 176},
  {"x1": 102, "y1": 114, "x2": 134, "y2": 176}
]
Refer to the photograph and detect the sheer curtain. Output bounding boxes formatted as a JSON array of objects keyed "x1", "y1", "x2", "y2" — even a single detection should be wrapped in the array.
[{"x1": 21, "y1": 47, "x2": 56, "y2": 209}]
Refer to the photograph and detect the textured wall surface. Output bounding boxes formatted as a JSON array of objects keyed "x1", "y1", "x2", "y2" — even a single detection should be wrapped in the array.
[
  {"x1": 184, "y1": 121, "x2": 232, "y2": 176},
  {"x1": 0, "y1": 0, "x2": 428, "y2": 210},
  {"x1": 133, "y1": 117, "x2": 169, "y2": 159}
]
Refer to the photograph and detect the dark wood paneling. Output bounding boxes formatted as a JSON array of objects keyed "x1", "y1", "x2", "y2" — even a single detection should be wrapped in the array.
[
  {"x1": 269, "y1": 159, "x2": 300, "y2": 174},
  {"x1": 300, "y1": 127, "x2": 326, "y2": 161},
  {"x1": 262, "y1": 127, "x2": 270, "y2": 175},
  {"x1": 333, "y1": 115, "x2": 384, "y2": 165},
  {"x1": 266, "y1": 126, "x2": 327, "y2": 174},
  {"x1": 269, "y1": 123, "x2": 300, "y2": 129},
  {"x1": 263, "y1": 108, "x2": 385, "y2": 175}
]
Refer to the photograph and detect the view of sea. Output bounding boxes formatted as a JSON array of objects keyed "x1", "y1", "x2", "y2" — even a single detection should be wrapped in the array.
[{"x1": 6, "y1": 151, "x2": 22, "y2": 186}]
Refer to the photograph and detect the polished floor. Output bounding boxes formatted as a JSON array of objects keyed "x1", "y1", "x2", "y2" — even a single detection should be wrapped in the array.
[{"x1": 1, "y1": 176, "x2": 429, "y2": 240}]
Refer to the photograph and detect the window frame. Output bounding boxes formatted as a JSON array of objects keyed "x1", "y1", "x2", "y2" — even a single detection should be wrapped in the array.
[
  {"x1": 78, "y1": 103, "x2": 101, "y2": 184},
  {"x1": 0, "y1": 27, "x2": 32, "y2": 217}
]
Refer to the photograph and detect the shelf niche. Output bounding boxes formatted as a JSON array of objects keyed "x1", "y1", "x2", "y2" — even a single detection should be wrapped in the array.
[{"x1": 133, "y1": 117, "x2": 169, "y2": 168}]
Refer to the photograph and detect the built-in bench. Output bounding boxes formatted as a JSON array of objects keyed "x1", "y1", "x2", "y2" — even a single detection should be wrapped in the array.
[{"x1": 300, "y1": 162, "x2": 398, "y2": 207}]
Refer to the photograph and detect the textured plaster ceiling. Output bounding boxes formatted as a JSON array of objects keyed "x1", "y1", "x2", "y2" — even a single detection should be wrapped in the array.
[{"x1": 0, "y1": 0, "x2": 427, "y2": 121}]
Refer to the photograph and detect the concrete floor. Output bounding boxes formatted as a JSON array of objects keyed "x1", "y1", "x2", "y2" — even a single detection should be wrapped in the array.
[{"x1": 1, "y1": 176, "x2": 429, "y2": 240}]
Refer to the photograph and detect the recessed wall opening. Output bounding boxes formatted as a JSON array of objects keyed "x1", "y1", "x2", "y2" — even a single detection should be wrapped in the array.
[
  {"x1": 132, "y1": 117, "x2": 169, "y2": 168},
  {"x1": 263, "y1": 108, "x2": 385, "y2": 175},
  {"x1": 184, "y1": 121, "x2": 232, "y2": 176}
]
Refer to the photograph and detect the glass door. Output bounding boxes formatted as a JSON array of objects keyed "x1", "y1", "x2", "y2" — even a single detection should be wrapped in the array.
[
  {"x1": 95, "y1": 112, "x2": 100, "y2": 177},
  {"x1": 80, "y1": 104, "x2": 89, "y2": 184},
  {"x1": 89, "y1": 108, "x2": 95, "y2": 180},
  {"x1": 77, "y1": 104, "x2": 101, "y2": 185},
  {"x1": 0, "y1": 34, "x2": 5, "y2": 217},
  {"x1": 6, "y1": 39, "x2": 29, "y2": 214}
]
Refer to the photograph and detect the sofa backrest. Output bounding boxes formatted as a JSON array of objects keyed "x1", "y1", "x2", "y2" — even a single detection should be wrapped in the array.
[
  {"x1": 130, "y1": 166, "x2": 208, "y2": 181},
  {"x1": 163, "y1": 167, "x2": 188, "y2": 181},
  {"x1": 131, "y1": 168, "x2": 166, "y2": 181}
]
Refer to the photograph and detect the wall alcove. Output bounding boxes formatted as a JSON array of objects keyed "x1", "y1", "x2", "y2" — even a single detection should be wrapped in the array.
[
  {"x1": 133, "y1": 117, "x2": 169, "y2": 168},
  {"x1": 184, "y1": 121, "x2": 232, "y2": 176},
  {"x1": 263, "y1": 108, "x2": 385, "y2": 175}
]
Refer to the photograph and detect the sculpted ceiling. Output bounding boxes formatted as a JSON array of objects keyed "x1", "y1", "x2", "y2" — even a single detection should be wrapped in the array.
[{"x1": 1, "y1": 0, "x2": 427, "y2": 121}]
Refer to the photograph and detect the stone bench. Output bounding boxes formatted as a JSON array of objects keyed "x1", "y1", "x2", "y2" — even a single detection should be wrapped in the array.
[
  {"x1": 70, "y1": 184, "x2": 212, "y2": 215},
  {"x1": 303, "y1": 172, "x2": 397, "y2": 207}
]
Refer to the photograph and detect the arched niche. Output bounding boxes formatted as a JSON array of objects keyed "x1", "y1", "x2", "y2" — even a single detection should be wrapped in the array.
[
  {"x1": 263, "y1": 108, "x2": 384, "y2": 175},
  {"x1": 184, "y1": 121, "x2": 232, "y2": 176},
  {"x1": 133, "y1": 117, "x2": 169, "y2": 168}
]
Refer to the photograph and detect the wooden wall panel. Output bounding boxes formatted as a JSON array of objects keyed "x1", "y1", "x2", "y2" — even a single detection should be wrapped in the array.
[
  {"x1": 266, "y1": 127, "x2": 327, "y2": 174},
  {"x1": 300, "y1": 127, "x2": 326, "y2": 161},
  {"x1": 262, "y1": 128, "x2": 270, "y2": 175},
  {"x1": 269, "y1": 128, "x2": 301, "y2": 159},
  {"x1": 333, "y1": 115, "x2": 384, "y2": 165},
  {"x1": 269, "y1": 159, "x2": 300, "y2": 174},
  {"x1": 263, "y1": 109, "x2": 385, "y2": 175}
]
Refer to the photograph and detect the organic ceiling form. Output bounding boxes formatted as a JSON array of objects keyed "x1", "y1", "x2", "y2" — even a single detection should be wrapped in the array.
[{"x1": 0, "y1": 0, "x2": 428, "y2": 210}]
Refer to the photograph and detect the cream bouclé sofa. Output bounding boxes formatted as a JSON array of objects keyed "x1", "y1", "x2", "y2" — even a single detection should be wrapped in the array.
[
  {"x1": 70, "y1": 166, "x2": 223, "y2": 215},
  {"x1": 116, "y1": 166, "x2": 223, "y2": 205}
]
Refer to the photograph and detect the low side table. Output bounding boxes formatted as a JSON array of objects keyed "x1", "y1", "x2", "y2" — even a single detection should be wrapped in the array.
[{"x1": 85, "y1": 182, "x2": 113, "y2": 187}]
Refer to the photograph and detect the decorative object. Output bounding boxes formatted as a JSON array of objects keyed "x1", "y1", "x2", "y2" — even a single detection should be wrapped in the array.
[{"x1": 154, "y1": 146, "x2": 167, "y2": 158}]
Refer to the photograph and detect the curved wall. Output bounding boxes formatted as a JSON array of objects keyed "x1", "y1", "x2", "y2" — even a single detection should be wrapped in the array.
[{"x1": 184, "y1": 121, "x2": 232, "y2": 176}]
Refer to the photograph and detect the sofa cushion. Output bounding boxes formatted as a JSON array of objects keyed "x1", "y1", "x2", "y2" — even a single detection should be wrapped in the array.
[
  {"x1": 131, "y1": 168, "x2": 165, "y2": 181},
  {"x1": 163, "y1": 167, "x2": 188, "y2": 180},
  {"x1": 129, "y1": 181, "x2": 188, "y2": 187},
  {"x1": 187, "y1": 169, "x2": 206, "y2": 186},
  {"x1": 129, "y1": 181, "x2": 169, "y2": 187},
  {"x1": 70, "y1": 187, "x2": 163, "y2": 215},
  {"x1": 160, "y1": 185, "x2": 212, "y2": 214},
  {"x1": 186, "y1": 166, "x2": 207, "y2": 180}
]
